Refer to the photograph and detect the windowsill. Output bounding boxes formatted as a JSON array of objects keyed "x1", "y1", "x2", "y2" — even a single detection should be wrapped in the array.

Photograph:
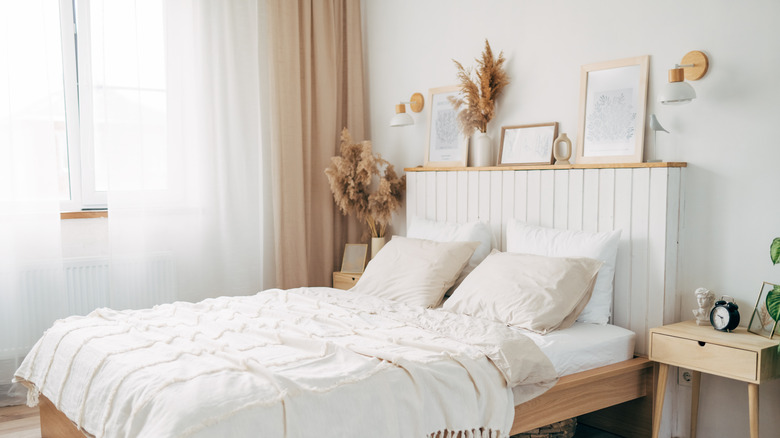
[{"x1": 60, "y1": 210, "x2": 108, "y2": 220}]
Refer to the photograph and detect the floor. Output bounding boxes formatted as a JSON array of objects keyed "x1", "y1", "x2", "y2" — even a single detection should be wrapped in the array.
[
  {"x1": 0, "y1": 404, "x2": 40, "y2": 438},
  {"x1": 0, "y1": 404, "x2": 621, "y2": 438}
]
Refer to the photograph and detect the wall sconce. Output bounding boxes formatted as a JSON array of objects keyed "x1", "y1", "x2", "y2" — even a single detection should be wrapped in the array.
[
  {"x1": 389, "y1": 92, "x2": 424, "y2": 127},
  {"x1": 658, "y1": 50, "x2": 709, "y2": 105}
]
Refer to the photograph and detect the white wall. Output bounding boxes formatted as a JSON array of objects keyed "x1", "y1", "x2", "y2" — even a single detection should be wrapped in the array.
[{"x1": 362, "y1": 0, "x2": 780, "y2": 436}]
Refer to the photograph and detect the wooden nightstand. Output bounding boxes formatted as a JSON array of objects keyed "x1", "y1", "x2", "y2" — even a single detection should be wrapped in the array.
[
  {"x1": 649, "y1": 320, "x2": 780, "y2": 438},
  {"x1": 332, "y1": 271, "x2": 362, "y2": 290}
]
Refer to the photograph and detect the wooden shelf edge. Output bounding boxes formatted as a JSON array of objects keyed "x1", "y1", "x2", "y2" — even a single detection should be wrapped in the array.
[
  {"x1": 60, "y1": 211, "x2": 108, "y2": 220},
  {"x1": 405, "y1": 162, "x2": 687, "y2": 172}
]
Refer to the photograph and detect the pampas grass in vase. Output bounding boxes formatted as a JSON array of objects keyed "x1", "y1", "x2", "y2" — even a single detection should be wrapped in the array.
[
  {"x1": 449, "y1": 39, "x2": 509, "y2": 166},
  {"x1": 325, "y1": 128, "x2": 405, "y2": 255}
]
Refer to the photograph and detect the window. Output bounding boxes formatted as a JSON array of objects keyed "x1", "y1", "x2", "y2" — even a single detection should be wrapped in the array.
[{"x1": 58, "y1": 0, "x2": 167, "y2": 211}]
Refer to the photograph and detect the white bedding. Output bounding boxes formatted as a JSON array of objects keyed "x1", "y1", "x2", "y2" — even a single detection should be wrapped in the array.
[
  {"x1": 511, "y1": 322, "x2": 635, "y2": 405},
  {"x1": 15, "y1": 287, "x2": 558, "y2": 438}
]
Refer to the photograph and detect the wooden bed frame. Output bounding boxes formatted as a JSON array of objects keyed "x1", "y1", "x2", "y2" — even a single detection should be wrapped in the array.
[
  {"x1": 39, "y1": 357, "x2": 656, "y2": 438},
  {"x1": 38, "y1": 164, "x2": 683, "y2": 437},
  {"x1": 511, "y1": 357, "x2": 655, "y2": 436}
]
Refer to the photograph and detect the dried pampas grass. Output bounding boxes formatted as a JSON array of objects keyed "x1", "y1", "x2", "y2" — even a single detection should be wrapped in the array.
[
  {"x1": 449, "y1": 39, "x2": 509, "y2": 136},
  {"x1": 325, "y1": 128, "x2": 405, "y2": 238}
]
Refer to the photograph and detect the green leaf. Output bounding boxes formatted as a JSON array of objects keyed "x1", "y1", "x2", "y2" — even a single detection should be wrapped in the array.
[
  {"x1": 766, "y1": 285, "x2": 780, "y2": 322},
  {"x1": 772, "y1": 238, "x2": 780, "y2": 265}
]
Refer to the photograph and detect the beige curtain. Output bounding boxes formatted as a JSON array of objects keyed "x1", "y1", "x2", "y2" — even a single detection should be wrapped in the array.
[{"x1": 267, "y1": 0, "x2": 366, "y2": 288}]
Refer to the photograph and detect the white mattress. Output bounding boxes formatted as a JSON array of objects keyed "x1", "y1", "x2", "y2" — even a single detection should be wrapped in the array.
[{"x1": 512, "y1": 322, "x2": 635, "y2": 405}]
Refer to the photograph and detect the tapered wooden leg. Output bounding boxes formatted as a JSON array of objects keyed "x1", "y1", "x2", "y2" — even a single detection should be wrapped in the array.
[
  {"x1": 652, "y1": 363, "x2": 669, "y2": 438},
  {"x1": 690, "y1": 371, "x2": 701, "y2": 438},
  {"x1": 748, "y1": 383, "x2": 759, "y2": 438}
]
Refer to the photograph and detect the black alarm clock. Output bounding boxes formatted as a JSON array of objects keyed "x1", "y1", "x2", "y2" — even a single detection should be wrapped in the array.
[{"x1": 709, "y1": 296, "x2": 740, "y2": 332}]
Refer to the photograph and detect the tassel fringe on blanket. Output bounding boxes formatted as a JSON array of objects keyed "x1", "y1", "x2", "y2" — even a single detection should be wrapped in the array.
[{"x1": 428, "y1": 429, "x2": 505, "y2": 438}]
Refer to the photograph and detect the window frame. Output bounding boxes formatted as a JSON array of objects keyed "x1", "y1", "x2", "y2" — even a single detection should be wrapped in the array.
[{"x1": 59, "y1": 0, "x2": 108, "y2": 212}]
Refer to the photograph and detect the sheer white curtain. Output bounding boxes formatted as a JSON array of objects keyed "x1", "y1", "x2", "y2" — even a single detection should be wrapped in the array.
[
  {"x1": 88, "y1": 0, "x2": 268, "y2": 308},
  {"x1": 0, "y1": 1, "x2": 69, "y2": 405},
  {"x1": 1, "y1": 0, "x2": 272, "y2": 405}
]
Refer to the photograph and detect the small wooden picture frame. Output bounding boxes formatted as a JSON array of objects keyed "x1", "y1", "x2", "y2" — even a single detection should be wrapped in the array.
[
  {"x1": 498, "y1": 122, "x2": 558, "y2": 166},
  {"x1": 424, "y1": 85, "x2": 468, "y2": 167},
  {"x1": 748, "y1": 281, "x2": 780, "y2": 339},
  {"x1": 576, "y1": 55, "x2": 649, "y2": 164},
  {"x1": 340, "y1": 243, "x2": 368, "y2": 274}
]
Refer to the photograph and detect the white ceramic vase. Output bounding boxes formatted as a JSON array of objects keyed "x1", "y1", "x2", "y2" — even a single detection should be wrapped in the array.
[
  {"x1": 471, "y1": 132, "x2": 493, "y2": 167},
  {"x1": 371, "y1": 236, "x2": 386, "y2": 259}
]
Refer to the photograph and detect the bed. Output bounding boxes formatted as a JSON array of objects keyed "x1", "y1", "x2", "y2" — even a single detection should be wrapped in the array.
[{"x1": 16, "y1": 164, "x2": 684, "y2": 437}]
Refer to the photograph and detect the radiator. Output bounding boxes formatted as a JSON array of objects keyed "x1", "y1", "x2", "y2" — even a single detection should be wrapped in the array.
[
  {"x1": 12, "y1": 255, "x2": 175, "y2": 350},
  {"x1": 1, "y1": 255, "x2": 176, "y2": 383},
  {"x1": 61, "y1": 254, "x2": 176, "y2": 314}
]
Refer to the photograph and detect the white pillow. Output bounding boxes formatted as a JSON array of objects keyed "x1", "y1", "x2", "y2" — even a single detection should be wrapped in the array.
[
  {"x1": 444, "y1": 250, "x2": 603, "y2": 334},
  {"x1": 351, "y1": 236, "x2": 479, "y2": 307},
  {"x1": 407, "y1": 217, "x2": 494, "y2": 292},
  {"x1": 506, "y1": 220, "x2": 621, "y2": 325}
]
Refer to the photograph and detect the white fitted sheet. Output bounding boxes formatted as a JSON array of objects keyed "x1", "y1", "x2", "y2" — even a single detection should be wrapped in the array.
[{"x1": 512, "y1": 322, "x2": 635, "y2": 405}]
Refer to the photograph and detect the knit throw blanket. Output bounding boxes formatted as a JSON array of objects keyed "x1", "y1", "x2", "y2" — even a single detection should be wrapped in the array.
[{"x1": 15, "y1": 287, "x2": 557, "y2": 438}]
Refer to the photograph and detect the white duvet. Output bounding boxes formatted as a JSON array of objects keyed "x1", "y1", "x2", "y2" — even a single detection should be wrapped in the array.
[{"x1": 15, "y1": 287, "x2": 557, "y2": 438}]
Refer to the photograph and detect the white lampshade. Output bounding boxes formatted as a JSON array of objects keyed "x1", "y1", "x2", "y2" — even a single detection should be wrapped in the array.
[
  {"x1": 659, "y1": 81, "x2": 696, "y2": 105},
  {"x1": 389, "y1": 111, "x2": 413, "y2": 127},
  {"x1": 389, "y1": 94, "x2": 424, "y2": 127}
]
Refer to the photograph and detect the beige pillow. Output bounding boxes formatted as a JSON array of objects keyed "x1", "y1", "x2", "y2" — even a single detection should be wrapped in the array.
[
  {"x1": 443, "y1": 250, "x2": 603, "y2": 334},
  {"x1": 406, "y1": 217, "x2": 494, "y2": 294},
  {"x1": 351, "y1": 236, "x2": 479, "y2": 307}
]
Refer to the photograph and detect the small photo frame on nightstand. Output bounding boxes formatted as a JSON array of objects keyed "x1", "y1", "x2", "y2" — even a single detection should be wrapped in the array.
[
  {"x1": 340, "y1": 243, "x2": 368, "y2": 274},
  {"x1": 748, "y1": 281, "x2": 780, "y2": 339}
]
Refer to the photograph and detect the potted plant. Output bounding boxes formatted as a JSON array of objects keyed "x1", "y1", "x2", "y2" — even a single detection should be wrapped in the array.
[
  {"x1": 450, "y1": 39, "x2": 509, "y2": 167},
  {"x1": 325, "y1": 128, "x2": 405, "y2": 258}
]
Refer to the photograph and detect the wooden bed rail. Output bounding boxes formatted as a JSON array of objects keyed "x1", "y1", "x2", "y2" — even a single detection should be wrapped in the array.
[
  {"x1": 511, "y1": 356, "x2": 655, "y2": 436},
  {"x1": 39, "y1": 395, "x2": 89, "y2": 438}
]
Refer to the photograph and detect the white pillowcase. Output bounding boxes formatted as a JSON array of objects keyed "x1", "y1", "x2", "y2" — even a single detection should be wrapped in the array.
[
  {"x1": 351, "y1": 236, "x2": 479, "y2": 308},
  {"x1": 407, "y1": 217, "x2": 494, "y2": 292},
  {"x1": 444, "y1": 250, "x2": 603, "y2": 334},
  {"x1": 505, "y1": 220, "x2": 621, "y2": 325}
]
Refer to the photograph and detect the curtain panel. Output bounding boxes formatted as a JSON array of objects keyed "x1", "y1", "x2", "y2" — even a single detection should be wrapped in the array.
[
  {"x1": 0, "y1": 1, "x2": 70, "y2": 406},
  {"x1": 266, "y1": 0, "x2": 367, "y2": 289},
  {"x1": 0, "y1": 0, "x2": 272, "y2": 406}
]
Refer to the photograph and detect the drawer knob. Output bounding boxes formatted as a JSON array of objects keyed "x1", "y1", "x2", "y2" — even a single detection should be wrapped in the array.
[{"x1": 698, "y1": 341, "x2": 706, "y2": 347}]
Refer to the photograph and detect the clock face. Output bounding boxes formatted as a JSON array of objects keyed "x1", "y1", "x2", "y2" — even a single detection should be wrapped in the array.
[{"x1": 711, "y1": 306, "x2": 730, "y2": 330}]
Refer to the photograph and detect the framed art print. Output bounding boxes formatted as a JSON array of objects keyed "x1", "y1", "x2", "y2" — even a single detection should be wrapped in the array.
[
  {"x1": 424, "y1": 85, "x2": 468, "y2": 167},
  {"x1": 340, "y1": 243, "x2": 368, "y2": 274},
  {"x1": 498, "y1": 122, "x2": 558, "y2": 166},
  {"x1": 748, "y1": 281, "x2": 780, "y2": 339},
  {"x1": 575, "y1": 55, "x2": 649, "y2": 164}
]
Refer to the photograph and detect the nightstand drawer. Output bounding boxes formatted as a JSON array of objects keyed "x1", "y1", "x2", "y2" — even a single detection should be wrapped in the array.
[
  {"x1": 332, "y1": 272, "x2": 362, "y2": 290},
  {"x1": 651, "y1": 333, "x2": 757, "y2": 381}
]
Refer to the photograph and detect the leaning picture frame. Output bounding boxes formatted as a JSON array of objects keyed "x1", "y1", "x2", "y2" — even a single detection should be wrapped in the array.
[
  {"x1": 747, "y1": 281, "x2": 780, "y2": 339},
  {"x1": 575, "y1": 55, "x2": 649, "y2": 164},
  {"x1": 498, "y1": 122, "x2": 558, "y2": 166},
  {"x1": 340, "y1": 243, "x2": 368, "y2": 274},
  {"x1": 424, "y1": 85, "x2": 468, "y2": 167}
]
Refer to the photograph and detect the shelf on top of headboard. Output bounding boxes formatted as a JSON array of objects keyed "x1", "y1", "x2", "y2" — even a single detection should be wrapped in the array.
[{"x1": 405, "y1": 162, "x2": 687, "y2": 172}]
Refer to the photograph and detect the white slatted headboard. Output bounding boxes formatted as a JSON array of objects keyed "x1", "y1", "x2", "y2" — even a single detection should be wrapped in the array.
[{"x1": 405, "y1": 164, "x2": 685, "y2": 355}]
